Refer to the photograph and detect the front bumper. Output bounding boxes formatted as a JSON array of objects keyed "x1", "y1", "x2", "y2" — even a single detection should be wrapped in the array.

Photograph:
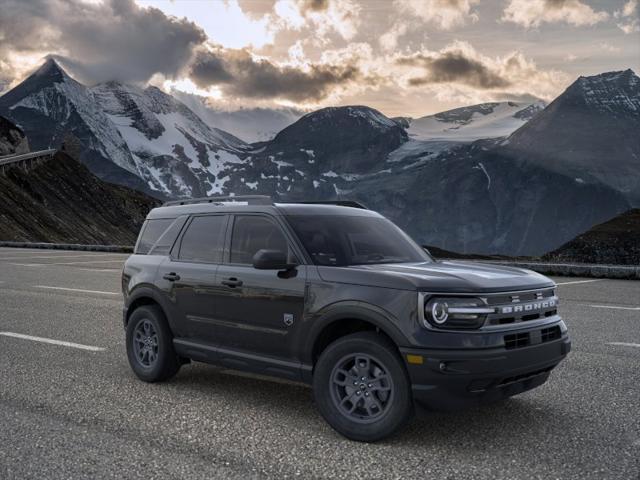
[{"x1": 400, "y1": 334, "x2": 571, "y2": 411}]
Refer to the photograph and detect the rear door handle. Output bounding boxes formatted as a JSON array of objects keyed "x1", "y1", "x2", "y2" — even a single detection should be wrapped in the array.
[
  {"x1": 221, "y1": 277, "x2": 243, "y2": 288},
  {"x1": 163, "y1": 272, "x2": 180, "y2": 282}
]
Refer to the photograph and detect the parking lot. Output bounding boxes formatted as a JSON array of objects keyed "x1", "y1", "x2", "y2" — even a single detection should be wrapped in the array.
[{"x1": 0, "y1": 247, "x2": 638, "y2": 479}]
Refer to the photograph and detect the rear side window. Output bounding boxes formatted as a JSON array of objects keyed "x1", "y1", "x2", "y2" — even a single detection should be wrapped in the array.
[
  {"x1": 178, "y1": 215, "x2": 227, "y2": 263},
  {"x1": 135, "y1": 218, "x2": 174, "y2": 254},
  {"x1": 230, "y1": 215, "x2": 290, "y2": 264},
  {"x1": 148, "y1": 216, "x2": 187, "y2": 256}
]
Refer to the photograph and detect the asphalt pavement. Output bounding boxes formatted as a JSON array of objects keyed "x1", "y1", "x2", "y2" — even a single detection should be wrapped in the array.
[{"x1": 0, "y1": 247, "x2": 638, "y2": 479}]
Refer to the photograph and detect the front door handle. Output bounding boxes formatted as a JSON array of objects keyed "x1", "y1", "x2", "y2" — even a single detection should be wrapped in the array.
[
  {"x1": 221, "y1": 277, "x2": 243, "y2": 288},
  {"x1": 163, "y1": 272, "x2": 181, "y2": 282}
]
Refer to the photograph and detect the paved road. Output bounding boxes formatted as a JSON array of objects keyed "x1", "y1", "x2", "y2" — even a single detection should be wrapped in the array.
[{"x1": 0, "y1": 247, "x2": 638, "y2": 479}]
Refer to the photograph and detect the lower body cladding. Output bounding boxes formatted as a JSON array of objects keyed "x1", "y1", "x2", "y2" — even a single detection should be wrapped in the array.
[{"x1": 400, "y1": 324, "x2": 571, "y2": 411}]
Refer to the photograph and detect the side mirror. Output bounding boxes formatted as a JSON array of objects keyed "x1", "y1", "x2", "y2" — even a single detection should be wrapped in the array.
[{"x1": 252, "y1": 249, "x2": 297, "y2": 270}]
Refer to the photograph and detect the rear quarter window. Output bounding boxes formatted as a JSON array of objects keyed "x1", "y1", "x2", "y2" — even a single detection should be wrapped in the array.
[{"x1": 135, "y1": 218, "x2": 175, "y2": 254}]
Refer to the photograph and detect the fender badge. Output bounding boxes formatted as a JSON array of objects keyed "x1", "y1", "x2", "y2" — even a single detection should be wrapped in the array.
[{"x1": 283, "y1": 313, "x2": 294, "y2": 327}]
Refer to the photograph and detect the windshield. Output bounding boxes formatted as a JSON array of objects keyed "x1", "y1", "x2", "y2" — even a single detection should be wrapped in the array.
[{"x1": 285, "y1": 214, "x2": 432, "y2": 266}]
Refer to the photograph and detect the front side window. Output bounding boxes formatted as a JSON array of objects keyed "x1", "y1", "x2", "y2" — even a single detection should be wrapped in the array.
[
  {"x1": 286, "y1": 215, "x2": 431, "y2": 266},
  {"x1": 230, "y1": 216, "x2": 290, "y2": 264},
  {"x1": 178, "y1": 215, "x2": 227, "y2": 263}
]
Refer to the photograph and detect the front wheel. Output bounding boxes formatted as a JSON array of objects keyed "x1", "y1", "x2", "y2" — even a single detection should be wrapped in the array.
[
  {"x1": 126, "y1": 305, "x2": 181, "y2": 382},
  {"x1": 313, "y1": 332, "x2": 413, "y2": 442}
]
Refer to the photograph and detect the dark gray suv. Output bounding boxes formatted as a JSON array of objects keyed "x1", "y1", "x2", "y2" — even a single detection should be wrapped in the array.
[{"x1": 122, "y1": 196, "x2": 570, "y2": 441}]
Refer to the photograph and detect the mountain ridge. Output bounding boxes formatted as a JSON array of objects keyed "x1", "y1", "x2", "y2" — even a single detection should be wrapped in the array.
[{"x1": 1, "y1": 60, "x2": 637, "y2": 256}]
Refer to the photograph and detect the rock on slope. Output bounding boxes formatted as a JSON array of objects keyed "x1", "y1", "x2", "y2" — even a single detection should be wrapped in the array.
[
  {"x1": 0, "y1": 116, "x2": 29, "y2": 156},
  {"x1": 544, "y1": 209, "x2": 640, "y2": 265},
  {"x1": 0, "y1": 151, "x2": 158, "y2": 244}
]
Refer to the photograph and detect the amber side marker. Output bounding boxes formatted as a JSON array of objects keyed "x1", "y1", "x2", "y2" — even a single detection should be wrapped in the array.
[{"x1": 406, "y1": 354, "x2": 423, "y2": 365}]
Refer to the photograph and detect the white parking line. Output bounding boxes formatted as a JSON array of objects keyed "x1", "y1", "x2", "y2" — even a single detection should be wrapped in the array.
[
  {"x1": 77, "y1": 268, "x2": 121, "y2": 273},
  {"x1": 607, "y1": 342, "x2": 640, "y2": 348},
  {"x1": 0, "y1": 253, "x2": 126, "y2": 261},
  {"x1": 0, "y1": 332, "x2": 105, "y2": 351},
  {"x1": 34, "y1": 285, "x2": 120, "y2": 295},
  {"x1": 556, "y1": 279, "x2": 603, "y2": 286},
  {"x1": 585, "y1": 304, "x2": 640, "y2": 311}
]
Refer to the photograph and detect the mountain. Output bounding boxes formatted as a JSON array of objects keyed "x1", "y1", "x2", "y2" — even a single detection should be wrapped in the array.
[
  {"x1": 219, "y1": 106, "x2": 408, "y2": 198},
  {"x1": 503, "y1": 69, "x2": 640, "y2": 204},
  {"x1": 172, "y1": 91, "x2": 301, "y2": 143},
  {"x1": 1, "y1": 61, "x2": 636, "y2": 256},
  {"x1": 0, "y1": 58, "x2": 252, "y2": 198},
  {"x1": 214, "y1": 101, "x2": 630, "y2": 256},
  {"x1": 91, "y1": 81, "x2": 248, "y2": 197},
  {"x1": 0, "y1": 150, "x2": 158, "y2": 244},
  {"x1": 406, "y1": 101, "x2": 545, "y2": 142},
  {"x1": 0, "y1": 58, "x2": 151, "y2": 193},
  {"x1": 543, "y1": 209, "x2": 640, "y2": 265},
  {"x1": 0, "y1": 116, "x2": 28, "y2": 156}
]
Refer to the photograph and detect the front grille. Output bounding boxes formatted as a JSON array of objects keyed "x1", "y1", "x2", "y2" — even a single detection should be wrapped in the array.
[
  {"x1": 485, "y1": 288, "x2": 558, "y2": 327},
  {"x1": 504, "y1": 325, "x2": 562, "y2": 350}
]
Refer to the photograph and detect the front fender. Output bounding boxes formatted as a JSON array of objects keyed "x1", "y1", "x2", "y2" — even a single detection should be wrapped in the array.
[{"x1": 301, "y1": 300, "x2": 410, "y2": 363}]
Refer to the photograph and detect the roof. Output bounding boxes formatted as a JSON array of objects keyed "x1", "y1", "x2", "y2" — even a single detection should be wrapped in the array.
[{"x1": 146, "y1": 200, "x2": 381, "y2": 220}]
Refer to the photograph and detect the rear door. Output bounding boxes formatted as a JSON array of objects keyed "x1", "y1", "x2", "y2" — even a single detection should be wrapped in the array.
[
  {"x1": 212, "y1": 214, "x2": 307, "y2": 362},
  {"x1": 157, "y1": 214, "x2": 229, "y2": 340}
]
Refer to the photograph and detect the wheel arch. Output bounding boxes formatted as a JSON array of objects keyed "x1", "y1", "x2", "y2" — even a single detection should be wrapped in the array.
[
  {"x1": 124, "y1": 286, "x2": 170, "y2": 328},
  {"x1": 304, "y1": 303, "x2": 409, "y2": 377}
]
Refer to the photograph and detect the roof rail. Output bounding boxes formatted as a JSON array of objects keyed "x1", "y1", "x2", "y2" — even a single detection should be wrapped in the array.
[
  {"x1": 162, "y1": 195, "x2": 273, "y2": 207},
  {"x1": 294, "y1": 200, "x2": 368, "y2": 209}
]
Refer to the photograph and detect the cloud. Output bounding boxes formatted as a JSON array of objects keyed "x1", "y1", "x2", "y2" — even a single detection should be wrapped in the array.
[
  {"x1": 273, "y1": 0, "x2": 361, "y2": 40},
  {"x1": 0, "y1": 0, "x2": 205, "y2": 85},
  {"x1": 379, "y1": 22, "x2": 409, "y2": 52},
  {"x1": 397, "y1": 49, "x2": 510, "y2": 89},
  {"x1": 395, "y1": 41, "x2": 568, "y2": 102},
  {"x1": 502, "y1": 0, "x2": 609, "y2": 28},
  {"x1": 189, "y1": 46, "x2": 365, "y2": 102},
  {"x1": 395, "y1": 0, "x2": 480, "y2": 30},
  {"x1": 614, "y1": 0, "x2": 640, "y2": 34}
]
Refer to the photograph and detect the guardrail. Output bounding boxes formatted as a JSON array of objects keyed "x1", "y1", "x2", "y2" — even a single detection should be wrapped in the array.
[
  {"x1": 0, "y1": 149, "x2": 57, "y2": 173},
  {"x1": 0, "y1": 241, "x2": 133, "y2": 253},
  {"x1": 485, "y1": 260, "x2": 640, "y2": 280}
]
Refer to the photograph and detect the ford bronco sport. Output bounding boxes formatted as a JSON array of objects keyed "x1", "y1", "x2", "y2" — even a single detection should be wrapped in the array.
[{"x1": 122, "y1": 195, "x2": 570, "y2": 441}]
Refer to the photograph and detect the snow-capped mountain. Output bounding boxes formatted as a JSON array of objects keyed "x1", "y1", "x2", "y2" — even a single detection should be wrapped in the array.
[
  {"x1": 91, "y1": 81, "x2": 250, "y2": 197},
  {"x1": 0, "y1": 59, "x2": 143, "y2": 188},
  {"x1": 0, "y1": 58, "x2": 253, "y2": 198},
  {"x1": 406, "y1": 101, "x2": 545, "y2": 142}
]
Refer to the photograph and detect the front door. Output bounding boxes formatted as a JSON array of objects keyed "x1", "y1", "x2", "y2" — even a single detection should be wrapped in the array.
[{"x1": 213, "y1": 214, "x2": 307, "y2": 363}]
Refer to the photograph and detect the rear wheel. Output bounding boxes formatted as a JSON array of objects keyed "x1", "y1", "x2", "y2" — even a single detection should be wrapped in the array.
[
  {"x1": 126, "y1": 305, "x2": 180, "y2": 382},
  {"x1": 313, "y1": 332, "x2": 413, "y2": 442}
]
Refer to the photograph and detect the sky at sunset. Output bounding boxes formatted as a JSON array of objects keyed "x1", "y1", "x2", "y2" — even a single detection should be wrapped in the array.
[{"x1": 1, "y1": 0, "x2": 638, "y2": 117}]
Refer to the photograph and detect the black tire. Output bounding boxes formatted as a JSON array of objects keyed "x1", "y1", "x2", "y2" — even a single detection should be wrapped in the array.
[
  {"x1": 126, "y1": 305, "x2": 181, "y2": 382},
  {"x1": 313, "y1": 331, "x2": 413, "y2": 442}
]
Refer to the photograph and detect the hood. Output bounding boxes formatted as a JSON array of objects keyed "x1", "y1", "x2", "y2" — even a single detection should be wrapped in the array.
[{"x1": 317, "y1": 260, "x2": 554, "y2": 293}]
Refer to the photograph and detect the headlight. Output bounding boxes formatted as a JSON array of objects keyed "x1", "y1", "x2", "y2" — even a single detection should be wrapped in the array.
[{"x1": 423, "y1": 297, "x2": 494, "y2": 329}]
